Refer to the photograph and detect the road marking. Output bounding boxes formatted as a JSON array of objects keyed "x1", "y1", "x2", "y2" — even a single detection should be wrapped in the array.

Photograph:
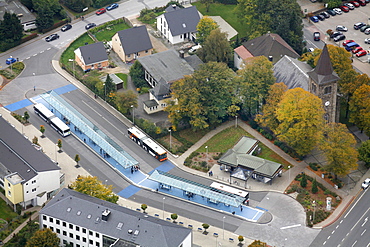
[
  {"x1": 350, "y1": 207, "x2": 370, "y2": 232},
  {"x1": 280, "y1": 224, "x2": 301, "y2": 230},
  {"x1": 40, "y1": 51, "x2": 44, "y2": 53},
  {"x1": 328, "y1": 235, "x2": 331, "y2": 240},
  {"x1": 47, "y1": 48, "x2": 51, "y2": 50},
  {"x1": 361, "y1": 229, "x2": 366, "y2": 236},
  {"x1": 336, "y1": 225, "x2": 339, "y2": 229},
  {"x1": 361, "y1": 217, "x2": 368, "y2": 227},
  {"x1": 340, "y1": 220, "x2": 343, "y2": 224},
  {"x1": 332, "y1": 230, "x2": 335, "y2": 234},
  {"x1": 352, "y1": 240, "x2": 357, "y2": 247},
  {"x1": 33, "y1": 54, "x2": 37, "y2": 56},
  {"x1": 26, "y1": 57, "x2": 30, "y2": 59},
  {"x1": 345, "y1": 190, "x2": 367, "y2": 218},
  {"x1": 323, "y1": 241, "x2": 326, "y2": 245}
]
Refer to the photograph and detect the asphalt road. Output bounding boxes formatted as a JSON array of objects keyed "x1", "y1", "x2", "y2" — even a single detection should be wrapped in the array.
[{"x1": 310, "y1": 188, "x2": 370, "y2": 247}]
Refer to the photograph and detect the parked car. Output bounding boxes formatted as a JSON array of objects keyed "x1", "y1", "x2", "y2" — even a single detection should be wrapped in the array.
[
  {"x1": 352, "y1": 47, "x2": 363, "y2": 53},
  {"x1": 330, "y1": 31, "x2": 343, "y2": 38},
  {"x1": 362, "y1": 178, "x2": 370, "y2": 189},
  {"x1": 364, "y1": 38, "x2": 370, "y2": 44},
  {"x1": 345, "y1": 42, "x2": 360, "y2": 51},
  {"x1": 313, "y1": 32, "x2": 320, "y2": 41},
  {"x1": 96, "y1": 8, "x2": 106, "y2": 15},
  {"x1": 336, "y1": 25, "x2": 348, "y2": 32},
  {"x1": 317, "y1": 15, "x2": 325, "y2": 21},
  {"x1": 365, "y1": 28, "x2": 370, "y2": 35},
  {"x1": 6, "y1": 57, "x2": 17, "y2": 65},
  {"x1": 344, "y1": 3, "x2": 355, "y2": 9},
  {"x1": 61, "y1": 24, "x2": 72, "y2": 32},
  {"x1": 365, "y1": 0, "x2": 370, "y2": 3},
  {"x1": 360, "y1": 25, "x2": 370, "y2": 32},
  {"x1": 320, "y1": 12, "x2": 330, "y2": 18},
  {"x1": 356, "y1": 50, "x2": 367, "y2": 57},
  {"x1": 350, "y1": 1, "x2": 360, "y2": 7},
  {"x1": 356, "y1": 0, "x2": 366, "y2": 6},
  {"x1": 327, "y1": 9, "x2": 337, "y2": 16},
  {"x1": 310, "y1": 16, "x2": 319, "y2": 23},
  {"x1": 106, "y1": 3, "x2": 119, "y2": 10},
  {"x1": 354, "y1": 22, "x2": 366, "y2": 30},
  {"x1": 189, "y1": 44, "x2": 202, "y2": 53},
  {"x1": 333, "y1": 8, "x2": 343, "y2": 15},
  {"x1": 343, "y1": 40, "x2": 355, "y2": 46},
  {"x1": 334, "y1": 34, "x2": 346, "y2": 42},
  {"x1": 340, "y1": 5, "x2": 350, "y2": 12},
  {"x1": 45, "y1": 33, "x2": 59, "y2": 42},
  {"x1": 85, "y1": 23, "x2": 96, "y2": 30}
]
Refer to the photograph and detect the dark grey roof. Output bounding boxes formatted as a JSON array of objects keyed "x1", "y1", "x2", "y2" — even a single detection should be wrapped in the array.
[
  {"x1": 40, "y1": 188, "x2": 191, "y2": 247},
  {"x1": 0, "y1": 115, "x2": 60, "y2": 182},
  {"x1": 116, "y1": 25, "x2": 153, "y2": 55},
  {"x1": 243, "y1": 33, "x2": 299, "y2": 63},
  {"x1": 163, "y1": 6, "x2": 200, "y2": 36},
  {"x1": 165, "y1": 4, "x2": 182, "y2": 12},
  {"x1": 149, "y1": 81, "x2": 171, "y2": 101},
  {"x1": 307, "y1": 44, "x2": 340, "y2": 85},
  {"x1": 138, "y1": 49, "x2": 199, "y2": 84},
  {"x1": 184, "y1": 55, "x2": 203, "y2": 71},
  {"x1": 143, "y1": 100, "x2": 159, "y2": 108},
  {"x1": 78, "y1": 42, "x2": 108, "y2": 65},
  {"x1": 273, "y1": 55, "x2": 312, "y2": 91}
]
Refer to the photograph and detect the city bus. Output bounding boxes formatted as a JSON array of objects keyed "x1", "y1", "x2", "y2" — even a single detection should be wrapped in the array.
[
  {"x1": 33, "y1": 103, "x2": 55, "y2": 123},
  {"x1": 210, "y1": 182, "x2": 249, "y2": 205},
  {"x1": 49, "y1": 117, "x2": 71, "y2": 137},
  {"x1": 128, "y1": 127, "x2": 167, "y2": 162}
]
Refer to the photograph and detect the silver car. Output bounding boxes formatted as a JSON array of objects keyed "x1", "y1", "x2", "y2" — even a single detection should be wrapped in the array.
[{"x1": 333, "y1": 8, "x2": 343, "y2": 15}]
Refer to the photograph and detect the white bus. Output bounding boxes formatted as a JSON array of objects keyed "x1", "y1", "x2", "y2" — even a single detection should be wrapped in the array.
[
  {"x1": 128, "y1": 126, "x2": 167, "y2": 162},
  {"x1": 33, "y1": 103, "x2": 54, "y2": 123},
  {"x1": 210, "y1": 182, "x2": 249, "y2": 204},
  {"x1": 49, "y1": 116, "x2": 71, "y2": 137}
]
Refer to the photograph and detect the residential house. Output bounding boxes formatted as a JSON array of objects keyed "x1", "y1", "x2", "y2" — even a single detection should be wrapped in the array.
[
  {"x1": 112, "y1": 25, "x2": 153, "y2": 63},
  {"x1": 234, "y1": 45, "x2": 253, "y2": 70},
  {"x1": 40, "y1": 188, "x2": 192, "y2": 247},
  {"x1": 274, "y1": 45, "x2": 340, "y2": 123},
  {"x1": 0, "y1": 115, "x2": 61, "y2": 211},
  {"x1": 234, "y1": 32, "x2": 299, "y2": 69},
  {"x1": 218, "y1": 136, "x2": 283, "y2": 184},
  {"x1": 74, "y1": 42, "x2": 109, "y2": 72},
  {"x1": 138, "y1": 49, "x2": 203, "y2": 114},
  {"x1": 156, "y1": 5, "x2": 200, "y2": 44}
]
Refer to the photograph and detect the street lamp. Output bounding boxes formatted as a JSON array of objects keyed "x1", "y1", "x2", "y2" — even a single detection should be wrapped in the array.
[
  {"x1": 55, "y1": 143, "x2": 57, "y2": 163},
  {"x1": 235, "y1": 115, "x2": 238, "y2": 128},
  {"x1": 103, "y1": 83, "x2": 106, "y2": 101},
  {"x1": 205, "y1": 146, "x2": 208, "y2": 169},
  {"x1": 169, "y1": 128, "x2": 172, "y2": 151},
  {"x1": 131, "y1": 105, "x2": 135, "y2": 125},
  {"x1": 312, "y1": 200, "x2": 316, "y2": 222},
  {"x1": 68, "y1": 59, "x2": 75, "y2": 78},
  {"x1": 288, "y1": 165, "x2": 291, "y2": 182},
  {"x1": 222, "y1": 216, "x2": 226, "y2": 240},
  {"x1": 162, "y1": 197, "x2": 165, "y2": 219}
]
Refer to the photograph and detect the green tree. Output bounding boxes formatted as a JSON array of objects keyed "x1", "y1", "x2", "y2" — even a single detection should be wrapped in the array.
[
  {"x1": 63, "y1": 0, "x2": 92, "y2": 12},
  {"x1": 115, "y1": 90, "x2": 138, "y2": 114},
  {"x1": 196, "y1": 16, "x2": 219, "y2": 45},
  {"x1": 57, "y1": 139, "x2": 62, "y2": 152},
  {"x1": 349, "y1": 84, "x2": 370, "y2": 135},
  {"x1": 35, "y1": 5, "x2": 54, "y2": 31},
  {"x1": 0, "y1": 12, "x2": 24, "y2": 42},
  {"x1": 129, "y1": 60, "x2": 147, "y2": 89},
  {"x1": 32, "y1": 136, "x2": 38, "y2": 145},
  {"x1": 105, "y1": 74, "x2": 116, "y2": 95},
  {"x1": 171, "y1": 213, "x2": 178, "y2": 222},
  {"x1": 325, "y1": 0, "x2": 343, "y2": 9},
  {"x1": 238, "y1": 235, "x2": 244, "y2": 244},
  {"x1": 276, "y1": 88, "x2": 325, "y2": 156},
  {"x1": 23, "y1": 111, "x2": 30, "y2": 123},
  {"x1": 70, "y1": 175, "x2": 119, "y2": 203},
  {"x1": 141, "y1": 204, "x2": 148, "y2": 213},
  {"x1": 311, "y1": 179, "x2": 318, "y2": 194},
  {"x1": 197, "y1": 28, "x2": 233, "y2": 65},
  {"x1": 200, "y1": 0, "x2": 214, "y2": 12},
  {"x1": 256, "y1": 82, "x2": 288, "y2": 131},
  {"x1": 358, "y1": 140, "x2": 370, "y2": 168},
  {"x1": 320, "y1": 123, "x2": 358, "y2": 178},
  {"x1": 26, "y1": 228, "x2": 59, "y2": 247},
  {"x1": 40, "y1": 125, "x2": 45, "y2": 137},
  {"x1": 74, "y1": 154, "x2": 80, "y2": 165},
  {"x1": 248, "y1": 240, "x2": 267, "y2": 247},
  {"x1": 166, "y1": 62, "x2": 236, "y2": 130},
  {"x1": 202, "y1": 223, "x2": 210, "y2": 233},
  {"x1": 238, "y1": 56, "x2": 276, "y2": 117},
  {"x1": 300, "y1": 173, "x2": 307, "y2": 188}
]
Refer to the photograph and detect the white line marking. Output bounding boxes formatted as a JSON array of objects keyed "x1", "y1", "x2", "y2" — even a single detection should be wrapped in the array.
[
  {"x1": 340, "y1": 220, "x2": 343, "y2": 224},
  {"x1": 361, "y1": 229, "x2": 366, "y2": 236},
  {"x1": 361, "y1": 217, "x2": 368, "y2": 227},
  {"x1": 328, "y1": 236, "x2": 331, "y2": 240},
  {"x1": 336, "y1": 225, "x2": 339, "y2": 229},
  {"x1": 47, "y1": 48, "x2": 51, "y2": 50},
  {"x1": 352, "y1": 240, "x2": 357, "y2": 247},
  {"x1": 345, "y1": 191, "x2": 367, "y2": 218},
  {"x1": 323, "y1": 241, "x2": 326, "y2": 245},
  {"x1": 40, "y1": 51, "x2": 44, "y2": 53},
  {"x1": 26, "y1": 57, "x2": 30, "y2": 59},
  {"x1": 332, "y1": 230, "x2": 335, "y2": 234},
  {"x1": 33, "y1": 54, "x2": 37, "y2": 56},
  {"x1": 280, "y1": 224, "x2": 301, "y2": 230}
]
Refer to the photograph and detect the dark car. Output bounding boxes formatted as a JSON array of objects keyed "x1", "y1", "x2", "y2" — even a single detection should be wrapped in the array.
[
  {"x1": 61, "y1": 24, "x2": 72, "y2": 32},
  {"x1": 356, "y1": 0, "x2": 366, "y2": 6},
  {"x1": 340, "y1": 5, "x2": 350, "y2": 12},
  {"x1": 321, "y1": 12, "x2": 330, "y2": 18},
  {"x1": 354, "y1": 22, "x2": 366, "y2": 30},
  {"x1": 336, "y1": 25, "x2": 348, "y2": 32},
  {"x1": 96, "y1": 8, "x2": 106, "y2": 15},
  {"x1": 310, "y1": 16, "x2": 319, "y2": 23},
  {"x1": 6, "y1": 57, "x2": 17, "y2": 65},
  {"x1": 85, "y1": 23, "x2": 96, "y2": 30},
  {"x1": 106, "y1": 3, "x2": 118, "y2": 10},
  {"x1": 334, "y1": 34, "x2": 346, "y2": 42},
  {"x1": 45, "y1": 34, "x2": 59, "y2": 42},
  {"x1": 317, "y1": 14, "x2": 325, "y2": 21},
  {"x1": 326, "y1": 9, "x2": 337, "y2": 16},
  {"x1": 313, "y1": 32, "x2": 320, "y2": 41},
  {"x1": 360, "y1": 25, "x2": 370, "y2": 32},
  {"x1": 330, "y1": 31, "x2": 343, "y2": 38}
]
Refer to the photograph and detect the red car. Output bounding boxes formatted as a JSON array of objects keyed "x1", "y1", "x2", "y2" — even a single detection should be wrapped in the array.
[
  {"x1": 352, "y1": 47, "x2": 363, "y2": 54},
  {"x1": 340, "y1": 5, "x2": 350, "y2": 12},
  {"x1": 356, "y1": 0, "x2": 366, "y2": 6},
  {"x1": 350, "y1": 1, "x2": 360, "y2": 7},
  {"x1": 343, "y1": 40, "x2": 355, "y2": 46},
  {"x1": 96, "y1": 8, "x2": 106, "y2": 15},
  {"x1": 356, "y1": 50, "x2": 367, "y2": 57}
]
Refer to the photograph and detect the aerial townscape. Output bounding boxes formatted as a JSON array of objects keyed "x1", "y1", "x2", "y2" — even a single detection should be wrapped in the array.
[{"x1": 0, "y1": 0, "x2": 370, "y2": 246}]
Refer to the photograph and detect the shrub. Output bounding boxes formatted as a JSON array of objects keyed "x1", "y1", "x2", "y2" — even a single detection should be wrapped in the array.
[
  {"x1": 309, "y1": 163, "x2": 319, "y2": 171},
  {"x1": 300, "y1": 173, "x2": 307, "y2": 188},
  {"x1": 312, "y1": 179, "x2": 318, "y2": 194}
]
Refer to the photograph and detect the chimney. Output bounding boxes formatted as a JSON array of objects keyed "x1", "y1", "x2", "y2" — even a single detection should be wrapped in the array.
[
  {"x1": 179, "y1": 50, "x2": 184, "y2": 58},
  {"x1": 102, "y1": 209, "x2": 111, "y2": 221}
]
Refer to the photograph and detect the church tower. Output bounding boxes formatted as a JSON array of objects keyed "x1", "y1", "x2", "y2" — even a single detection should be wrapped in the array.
[{"x1": 307, "y1": 45, "x2": 340, "y2": 123}]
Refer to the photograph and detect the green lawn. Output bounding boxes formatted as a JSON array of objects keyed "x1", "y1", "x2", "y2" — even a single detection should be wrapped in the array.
[
  {"x1": 93, "y1": 22, "x2": 131, "y2": 42},
  {"x1": 0, "y1": 197, "x2": 18, "y2": 220},
  {"x1": 192, "y1": 2, "x2": 247, "y2": 38},
  {"x1": 116, "y1": 73, "x2": 128, "y2": 89},
  {"x1": 60, "y1": 33, "x2": 93, "y2": 65}
]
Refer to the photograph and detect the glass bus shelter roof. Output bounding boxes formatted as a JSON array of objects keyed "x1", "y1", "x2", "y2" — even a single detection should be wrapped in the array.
[
  {"x1": 149, "y1": 170, "x2": 245, "y2": 207},
  {"x1": 40, "y1": 91, "x2": 138, "y2": 168}
]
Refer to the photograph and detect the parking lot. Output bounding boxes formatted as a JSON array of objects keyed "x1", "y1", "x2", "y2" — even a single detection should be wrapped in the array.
[{"x1": 312, "y1": 5, "x2": 370, "y2": 62}]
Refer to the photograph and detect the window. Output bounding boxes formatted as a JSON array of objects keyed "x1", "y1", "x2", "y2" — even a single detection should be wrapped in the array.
[
  {"x1": 95, "y1": 233, "x2": 99, "y2": 238},
  {"x1": 56, "y1": 219, "x2": 60, "y2": 225},
  {"x1": 324, "y1": 86, "x2": 332, "y2": 94},
  {"x1": 76, "y1": 235, "x2": 80, "y2": 240},
  {"x1": 63, "y1": 231, "x2": 67, "y2": 236},
  {"x1": 89, "y1": 240, "x2": 93, "y2": 245},
  {"x1": 32, "y1": 188, "x2": 36, "y2": 192},
  {"x1": 32, "y1": 180, "x2": 36, "y2": 184},
  {"x1": 43, "y1": 224, "x2": 47, "y2": 228},
  {"x1": 50, "y1": 226, "x2": 54, "y2": 231},
  {"x1": 76, "y1": 226, "x2": 80, "y2": 231},
  {"x1": 43, "y1": 215, "x2": 47, "y2": 220},
  {"x1": 82, "y1": 228, "x2": 86, "y2": 233},
  {"x1": 63, "y1": 240, "x2": 67, "y2": 245},
  {"x1": 77, "y1": 245, "x2": 80, "y2": 247},
  {"x1": 96, "y1": 242, "x2": 100, "y2": 247},
  {"x1": 145, "y1": 50, "x2": 148, "y2": 53},
  {"x1": 8, "y1": 191, "x2": 11, "y2": 196},
  {"x1": 89, "y1": 231, "x2": 93, "y2": 236},
  {"x1": 56, "y1": 228, "x2": 60, "y2": 234},
  {"x1": 63, "y1": 222, "x2": 66, "y2": 227},
  {"x1": 128, "y1": 54, "x2": 131, "y2": 58},
  {"x1": 312, "y1": 84, "x2": 317, "y2": 94},
  {"x1": 8, "y1": 182, "x2": 10, "y2": 187},
  {"x1": 26, "y1": 191, "x2": 29, "y2": 194},
  {"x1": 69, "y1": 224, "x2": 73, "y2": 229},
  {"x1": 83, "y1": 237, "x2": 87, "y2": 243},
  {"x1": 49, "y1": 217, "x2": 53, "y2": 223},
  {"x1": 69, "y1": 233, "x2": 73, "y2": 238}
]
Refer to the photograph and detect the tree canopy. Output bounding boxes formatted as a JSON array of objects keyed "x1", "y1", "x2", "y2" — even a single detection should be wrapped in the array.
[
  {"x1": 166, "y1": 62, "x2": 236, "y2": 130},
  {"x1": 129, "y1": 61, "x2": 147, "y2": 89},
  {"x1": 0, "y1": 12, "x2": 23, "y2": 42},
  {"x1": 358, "y1": 140, "x2": 370, "y2": 168},
  {"x1": 196, "y1": 16, "x2": 219, "y2": 45},
  {"x1": 319, "y1": 123, "x2": 358, "y2": 177},
  {"x1": 115, "y1": 90, "x2": 138, "y2": 114},
  {"x1": 70, "y1": 175, "x2": 119, "y2": 203},
  {"x1": 276, "y1": 88, "x2": 324, "y2": 156},
  {"x1": 349, "y1": 84, "x2": 370, "y2": 135},
  {"x1": 26, "y1": 228, "x2": 60, "y2": 247}
]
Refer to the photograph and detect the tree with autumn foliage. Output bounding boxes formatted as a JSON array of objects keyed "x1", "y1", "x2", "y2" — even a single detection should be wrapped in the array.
[
  {"x1": 319, "y1": 123, "x2": 358, "y2": 178},
  {"x1": 275, "y1": 88, "x2": 325, "y2": 156},
  {"x1": 358, "y1": 140, "x2": 370, "y2": 168},
  {"x1": 166, "y1": 62, "x2": 236, "y2": 130},
  {"x1": 115, "y1": 90, "x2": 138, "y2": 114},
  {"x1": 26, "y1": 228, "x2": 59, "y2": 247},
  {"x1": 196, "y1": 16, "x2": 219, "y2": 45},
  {"x1": 349, "y1": 84, "x2": 370, "y2": 135},
  {"x1": 255, "y1": 82, "x2": 288, "y2": 131},
  {"x1": 70, "y1": 175, "x2": 119, "y2": 203},
  {"x1": 237, "y1": 56, "x2": 276, "y2": 117}
]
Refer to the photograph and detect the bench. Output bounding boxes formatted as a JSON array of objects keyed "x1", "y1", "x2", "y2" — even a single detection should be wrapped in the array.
[
  {"x1": 197, "y1": 228, "x2": 203, "y2": 232},
  {"x1": 229, "y1": 238, "x2": 234, "y2": 242},
  {"x1": 188, "y1": 225, "x2": 193, "y2": 229},
  {"x1": 213, "y1": 233, "x2": 219, "y2": 237},
  {"x1": 154, "y1": 214, "x2": 159, "y2": 217}
]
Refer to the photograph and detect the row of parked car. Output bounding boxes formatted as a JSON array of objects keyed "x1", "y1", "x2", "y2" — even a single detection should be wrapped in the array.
[
  {"x1": 342, "y1": 39, "x2": 368, "y2": 57},
  {"x1": 310, "y1": 0, "x2": 369, "y2": 23},
  {"x1": 96, "y1": 3, "x2": 119, "y2": 15}
]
